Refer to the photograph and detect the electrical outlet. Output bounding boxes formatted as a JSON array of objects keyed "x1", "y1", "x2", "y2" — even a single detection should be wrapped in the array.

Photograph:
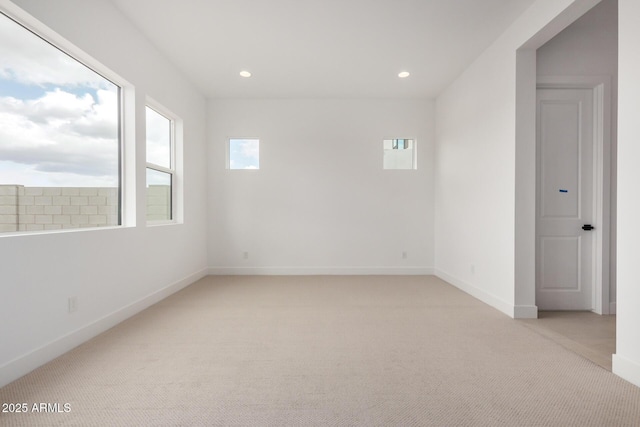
[
  {"x1": 68, "y1": 297, "x2": 78, "y2": 313},
  {"x1": 402, "y1": 251, "x2": 408, "y2": 259},
  {"x1": 470, "y1": 264, "x2": 475, "y2": 275},
  {"x1": 243, "y1": 251, "x2": 249, "y2": 260}
]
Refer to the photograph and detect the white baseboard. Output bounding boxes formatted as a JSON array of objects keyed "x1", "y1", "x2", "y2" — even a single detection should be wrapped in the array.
[
  {"x1": 613, "y1": 354, "x2": 640, "y2": 388},
  {"x1": 514, "y1": 305, "x2": 538, "y2": 319},
  {"x1": 0, "y1": 268, "x2": 208, "y2": 388},
  {"x1": 208, "y1": 266, "x2": 435, "y2": 276},
  {"x1": 434, "y1": 269, "x2": 516, "y2": 318}
]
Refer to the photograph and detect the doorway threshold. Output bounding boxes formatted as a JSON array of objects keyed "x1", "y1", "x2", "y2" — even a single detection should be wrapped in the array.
[{"x1": 518, "y1": 311, "x2": 615, "y2": 371}]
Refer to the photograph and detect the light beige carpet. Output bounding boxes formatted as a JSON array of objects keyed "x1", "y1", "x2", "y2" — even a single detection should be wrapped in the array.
[
  {"x1": 519, "y1": 310, "x2": 617, "y2": 371},
  {"x1": 1, "y1": 275, "x2": 640, "y2": 426}
]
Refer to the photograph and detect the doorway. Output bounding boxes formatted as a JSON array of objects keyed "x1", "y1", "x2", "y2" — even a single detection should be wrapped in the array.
[
  {"x1": 536, "y1": 86, "x2": 596, "y2": 310},
  {"x1": 535, "y1": 77, "x2": 612, "y2": 314}
]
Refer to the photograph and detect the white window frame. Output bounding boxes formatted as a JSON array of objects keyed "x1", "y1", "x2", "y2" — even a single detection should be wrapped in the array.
[{"x1": 145, "y1": 100, "x2": 178, "y2": 225}]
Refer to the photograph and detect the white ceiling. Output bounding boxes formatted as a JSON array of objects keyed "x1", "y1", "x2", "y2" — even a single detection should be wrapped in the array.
[{"x1": 109, "y1": 0, "x2": 537, "y2": 99}]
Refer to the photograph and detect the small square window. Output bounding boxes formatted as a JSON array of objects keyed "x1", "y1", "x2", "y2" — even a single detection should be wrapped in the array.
[
  {"x1": 229, "y1": 139, "x2": 259, "y2": 169},
  {"x1": 383, "y1": 139, "x2": 415, "y2": 169}
]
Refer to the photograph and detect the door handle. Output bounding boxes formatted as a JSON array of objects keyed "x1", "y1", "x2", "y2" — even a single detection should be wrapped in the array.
[{"x1": 582, "y1": 224, "x2": 595, "y2": 231}]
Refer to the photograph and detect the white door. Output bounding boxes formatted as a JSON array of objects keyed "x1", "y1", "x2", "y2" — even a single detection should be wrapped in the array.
[{"x1": 536, "y1": 88, "x2": 596, "y2": 311}]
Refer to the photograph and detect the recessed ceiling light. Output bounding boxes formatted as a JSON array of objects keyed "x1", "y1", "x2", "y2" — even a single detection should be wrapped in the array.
[
  {"x1": 239, "y1": 70, "x2": 252, "y2": 78},
  {"x1": 398, "y1": 71, "x2": 410, "y2": 78}
]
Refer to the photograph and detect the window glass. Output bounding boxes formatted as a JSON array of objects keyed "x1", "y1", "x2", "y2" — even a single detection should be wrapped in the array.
[
  {"x1": 145, "y1": 105, "x2": 174, "y2": 222},
  {"x1": 229, "y1": 139, "x2": 259, "y2": 169},
  {"x1": 0, "y1": 12, "x2": 121, "y2": 233},
  {"x1": 146, "y1": 168, "x2": 171, "y2": 222},
  {"x1": 145, "y1": 107, "x2": 171, "y2": 169}
]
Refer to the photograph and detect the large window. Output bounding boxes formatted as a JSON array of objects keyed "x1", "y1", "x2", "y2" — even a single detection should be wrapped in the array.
[
  {"x1": 145, "y1": 105, "x2": 175, "y2": 222},
  {"x1": 0, "y1": 12, "x2": 122, "y2": 233}
]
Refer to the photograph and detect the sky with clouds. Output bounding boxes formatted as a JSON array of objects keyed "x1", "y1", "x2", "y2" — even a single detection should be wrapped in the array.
[
  {"x1": 230, "y1": 139, "x2": 259, "y2": 169},
  {"x1": 145, "y1": 106, "x2": 173, "y2": 186},
  {"x1": 0, "y1": 12, "x2": 119, "y2": 187}
]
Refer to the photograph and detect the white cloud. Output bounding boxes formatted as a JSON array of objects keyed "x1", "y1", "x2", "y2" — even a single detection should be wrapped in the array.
[
  {"x1": 3, "y1": 89, "x2": 95, "y2": 124},
  {"x1": 0, "y1": 13, "x2": 120, "y2": 187},
  {"x1": 70, "y1": 90, "x2": 119, "y2": 139},
  {"x1": 0, "y1": 88, "x2": 119, "y2": 187},
  {"x1": 240, "y1": 139, "x2": 260, "y2": 159},
  {"x1": 146, "y1": 107, "x2": 171, "y2": 168}
]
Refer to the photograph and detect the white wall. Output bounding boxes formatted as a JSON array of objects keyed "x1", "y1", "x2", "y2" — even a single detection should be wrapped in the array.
[
  {"x1": 435, "y1": 0, "x2": 640, "y2": 387},
  {"x1": 434, "y1": 0, "x2": 600, "y2": 318},
  {"x1": 0, "y1": 0, "x2": 208, "y2": 387},
  {"x1": 208, "y1": 99, "x2": 434, "y2": 274},
  {"x1": 537, "y1": 0, "x2": 617, "y2": 78},
  {"x1": 613, "y1": 0, "x2": 640, "y2": 389},
  {"x1": 536, "y1": 0, "x2": 618, "y2": 311}
]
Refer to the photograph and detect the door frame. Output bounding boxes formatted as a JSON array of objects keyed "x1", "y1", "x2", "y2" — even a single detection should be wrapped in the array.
[{"x1": 536, "y1": 75, "x2": 612, "y2": 315}]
